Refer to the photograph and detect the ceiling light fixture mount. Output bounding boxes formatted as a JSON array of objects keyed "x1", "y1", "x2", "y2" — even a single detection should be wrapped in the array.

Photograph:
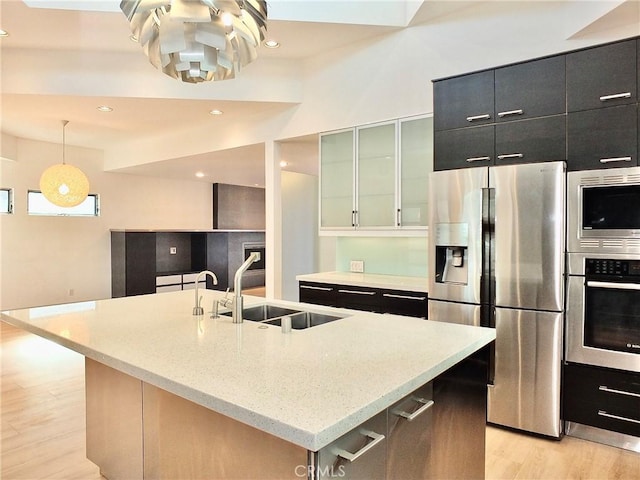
[
  {"x1": 120, "y1": 0, "x2": 268, "y2": 84},
  {"x1": 39, "y1": 120, "x2": 90, "y2": 208}
]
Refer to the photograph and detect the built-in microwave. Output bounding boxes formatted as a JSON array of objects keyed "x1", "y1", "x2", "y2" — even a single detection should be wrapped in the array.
[{"x1": 568, "y1": 166, "x2": 640, "y2": 255}]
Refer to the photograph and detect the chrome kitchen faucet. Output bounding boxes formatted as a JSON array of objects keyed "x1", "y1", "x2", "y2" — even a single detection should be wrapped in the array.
[
  {"x1": 231, "y1": 252, "x2": 261, "y2": 324},
  {"x1": 192, "y1": 270, "x2": 218, "y2": 316}
]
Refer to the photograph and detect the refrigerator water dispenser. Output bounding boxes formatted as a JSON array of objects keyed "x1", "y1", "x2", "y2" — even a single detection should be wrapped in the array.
[{"x1": 434, "y1": 223, "x2": 469, "y2": 285}]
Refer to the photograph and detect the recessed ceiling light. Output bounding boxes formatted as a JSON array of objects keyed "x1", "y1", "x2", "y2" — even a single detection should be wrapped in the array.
[
  {"x1": 0, "y1": 29, "x2": 8, "y2": 37},
  {"x1": 264, "y1": 39, "x2": 280, "y2": 49},
  {"x1": 209, "y1": 109, "x2": 223, "y2": 115},
  {"x1": 97, "y1": 105, "x2": 113, "y2": 112},
  {"x1": 195, "y1": 172, "x2": 205, "y2": 178}
]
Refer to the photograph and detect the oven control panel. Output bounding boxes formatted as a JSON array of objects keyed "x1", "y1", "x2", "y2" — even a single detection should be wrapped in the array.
[{"x1": 585, "y1": 258, "x2": 640, "y2": 277}]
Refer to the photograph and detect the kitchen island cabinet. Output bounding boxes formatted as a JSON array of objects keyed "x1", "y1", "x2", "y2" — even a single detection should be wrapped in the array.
[{"x1": 1, "y1": 290, "x2": 493, "y2": 480}]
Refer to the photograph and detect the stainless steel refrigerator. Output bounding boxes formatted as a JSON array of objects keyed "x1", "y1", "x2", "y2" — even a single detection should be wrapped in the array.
[{"x1": 427, "y1": 161, "x2": 565, "y2": 438}]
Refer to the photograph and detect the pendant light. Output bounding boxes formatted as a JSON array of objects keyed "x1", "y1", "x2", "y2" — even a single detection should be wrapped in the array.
[{"x1": 39, "y1": 120, "x2": 90, "y2": 208}]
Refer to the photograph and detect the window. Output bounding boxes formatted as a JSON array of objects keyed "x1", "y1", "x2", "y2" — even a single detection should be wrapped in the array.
[
  {"x1": 0, "y1": 188, "x2": 13, "y2": 214},
  {"x1": 27, "y1": 190, "x2": 100, "y2": 216}
]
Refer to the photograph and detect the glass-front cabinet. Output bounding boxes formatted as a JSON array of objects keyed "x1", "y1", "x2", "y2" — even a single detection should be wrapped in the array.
[
  {"x1": 320, "y1": 129, "x2": 354, "y2": 229},
  {"x1": 357, "y1": 121, "x2": 397, "y2": 228},
  {"x1": 320, "y1": 115, "x2": 432, "y2": 235}
]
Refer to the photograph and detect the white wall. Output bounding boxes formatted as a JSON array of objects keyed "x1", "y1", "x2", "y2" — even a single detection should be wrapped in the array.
[
  {"x1": 280, "y1": 171, "x2": 318, "y2": 301},
  {"x1": 0, "y1": 136, "x2": 212, "y2": 310}
]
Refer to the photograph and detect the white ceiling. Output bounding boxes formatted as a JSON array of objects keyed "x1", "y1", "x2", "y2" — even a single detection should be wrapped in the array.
[{"x1": 1, "y1": 0, "x2": 638, "y2": 186}]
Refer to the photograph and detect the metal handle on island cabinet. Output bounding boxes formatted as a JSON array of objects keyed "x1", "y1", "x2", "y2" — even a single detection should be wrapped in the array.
[
  {"x1": 333, "y1": 429, "x2": 385, "y2": 462},
  {"x1": 598, "y1": 410, "x2": 640, "y2": 425},
  {"x1": 393, "y1": 397, "x2": 434, "y2": 422},
  {"x1": 599, "y1": 385, "x2": 640, "y2": 399}
]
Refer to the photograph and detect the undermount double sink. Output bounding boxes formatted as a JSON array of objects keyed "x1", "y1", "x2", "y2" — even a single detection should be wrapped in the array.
[{"x1": 222, "y1": 303, "x2": 347, "y2": 330}]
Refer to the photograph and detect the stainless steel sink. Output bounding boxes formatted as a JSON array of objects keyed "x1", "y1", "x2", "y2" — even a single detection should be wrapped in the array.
[
  {"x1": 264, "y1": 311, "x2": 345, "y2": 330},
  {"x1": 236, "y1": 304, "x2": 302, "y2": 322},
  {"x1": 220, "y1": 303, "x2": 347, "y2": 329}
]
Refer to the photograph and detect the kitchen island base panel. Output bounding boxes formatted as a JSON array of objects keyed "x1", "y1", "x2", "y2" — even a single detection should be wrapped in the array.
[
  {"x1": 86, "y1": 359, "x2": 306, "y2": 480},
  {"x1": 86, "y1": 358, "x2": 143, "y2": 480}
]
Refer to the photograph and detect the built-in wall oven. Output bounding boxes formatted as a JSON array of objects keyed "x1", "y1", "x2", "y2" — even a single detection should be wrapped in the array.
[{"x1": 566, "y1": 254, "x2": 640, "y2": 371}]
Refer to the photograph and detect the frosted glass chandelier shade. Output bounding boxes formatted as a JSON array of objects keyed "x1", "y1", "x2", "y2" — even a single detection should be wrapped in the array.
[
  {"x1": 120, "y1": 0, "x2": 268, "y2": 84},
  {"x1": 39, "y1": 121, "x2": 90, "y2": 208}
]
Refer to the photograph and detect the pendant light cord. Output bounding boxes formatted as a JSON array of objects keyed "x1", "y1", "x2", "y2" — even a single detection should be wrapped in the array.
[{"x1": 61, "y1": 120, "x2": 69, "y2": 165}]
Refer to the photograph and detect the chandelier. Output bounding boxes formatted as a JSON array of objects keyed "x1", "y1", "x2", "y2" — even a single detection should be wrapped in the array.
[
  {"x1": 39, "y1": 121, "x2": 90, "y2": 208},
  {"x1": 120, "y1": 0, "x2": 268, "y2": 84}
]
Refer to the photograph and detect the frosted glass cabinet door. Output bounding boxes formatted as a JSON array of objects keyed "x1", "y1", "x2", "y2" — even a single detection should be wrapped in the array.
[
  {"x1": 399, "y1": 116, "x2": 432, "y2": 227},
  {"x1": 320, "y1": 130, "x2": 355, "y2": 228},
  {"x1": 357, "y1": 122, "x2": 397, "y2": 227}
]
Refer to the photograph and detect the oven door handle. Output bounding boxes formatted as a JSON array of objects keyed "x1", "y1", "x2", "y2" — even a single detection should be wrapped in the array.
[{"x1": 586, "y1": 280, "x2": 640, "y2": 291}]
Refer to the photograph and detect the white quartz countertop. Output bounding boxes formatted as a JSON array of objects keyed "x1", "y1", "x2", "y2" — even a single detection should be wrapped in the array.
[
  {"x1": 1, "y1": 290, "x2": 492, "y2": 451},
  {"x1": 297, "y1": 271, "x2": 428, "y2": 293}
]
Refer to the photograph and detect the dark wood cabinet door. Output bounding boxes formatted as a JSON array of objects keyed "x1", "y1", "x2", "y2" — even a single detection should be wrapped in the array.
[
  {"x1": 567, "y1": 39, "x2": 637, "y2": 112},
  {"x1": 495, "y1": 55, "x2": 566, "y2": 122},
  {"x1": 495, "y1": 115, "x2": 566, "y2": 165},
  {"x1": 567, "y1": 104, "x2": 638, "y2": 171},
  {"x1": 434, "y1": 125, "x2": 494, "y2": 170},
  {"x1": 564, "y1": 363, "x2": 640, "y2": 437},
  {"x1": 125, "y1": 232, "x2": 156, "y2": 297},
  {"x1": 433, "y1": 70, "x2": 494, "y2": 131},
  {"x1": 379, "y1": 290, "x2": 428, "y2": 318},
  {"x1": 299, "y1": 282, "x2": 337, "y2": 306}
]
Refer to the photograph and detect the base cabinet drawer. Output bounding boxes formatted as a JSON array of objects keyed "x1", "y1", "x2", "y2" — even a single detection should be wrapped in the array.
[
  {"x1": 564, "y1": 363, "x2": 640, "y2": 437},
  {"x1": 299, "y1": 282, "x2": 338, "y2": 307},
  {"x1": 380, "y1": 290, "x2": 428, "y2": 319}
]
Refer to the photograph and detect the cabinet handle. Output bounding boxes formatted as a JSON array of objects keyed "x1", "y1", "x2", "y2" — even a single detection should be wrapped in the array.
[
  {"x1": 599, "y1": 92, "x2": 632, "y2": 102},
  {"x1": 393, "y1": 397, "x2": 434, "y2": 422},
  {"x1": 466, "y1": 114, "x2": 491, "y2": 122},
  {"x1": 599, "y1": 156, "x2": 632, "y2": 164},
  {"x1": 338, "y1": 289, "x2": 376, "y2": 295},
  {"x1": 497, "y1": 153, "x2": 524, "y2": 160},
  {"x1": 599, "y1": 385, "x2": 640, "y2": 399},
  {"x1": 598, "y1": 410, "x2": 640, "y2": 425},
  {"x1": 300, "y1": 285, "x2": 333, "y2": 292},
  {"x1": 351, "y1": 210, "x2": 356, "y2": 227},
  {"x1": 382, "y1": 293, "x2": 426, "y2": 301},
  {"x1": 466, "y1": 156, "x2": 491, "y2": 163},
  {"x1": 497, "y1": 109, "x2": 524, "y2": 118},
  {"x1": 397, "y1": 208, "x2": 401, "y2": 227},
  {"x1": 587, "y1": 280, "x2": 640, "y2": 291},
  {"x1": 334, "y1": 429, "x2": 385, "y2": 462}
]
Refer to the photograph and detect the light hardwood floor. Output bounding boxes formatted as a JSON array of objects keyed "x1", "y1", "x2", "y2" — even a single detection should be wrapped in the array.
[{"x1": 2, "y1": 320, "x2": 639, "y2": 480}]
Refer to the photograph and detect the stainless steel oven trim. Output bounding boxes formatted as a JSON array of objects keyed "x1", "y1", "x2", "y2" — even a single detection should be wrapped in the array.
[
  {"x1": 566, "y1": 256, "x2": 640, "y2": 373},
  {"x1": 568, "y1": 166, "x2": 640, "y2": 254}
]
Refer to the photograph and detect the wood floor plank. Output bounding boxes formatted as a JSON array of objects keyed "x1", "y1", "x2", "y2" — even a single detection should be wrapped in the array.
[{"x1": 2, "y1": 320, "x2": 639, "y2": 479}]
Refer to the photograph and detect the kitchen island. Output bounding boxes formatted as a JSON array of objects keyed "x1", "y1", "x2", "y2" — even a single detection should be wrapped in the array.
[{"x1": 1, "y1": 289, "x2": 494, "y2": 480}]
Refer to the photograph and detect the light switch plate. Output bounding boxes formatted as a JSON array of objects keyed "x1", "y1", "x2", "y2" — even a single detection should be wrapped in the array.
[
  {"x1": 350, "y1": 260, "x2": 364, "y2": 273},
  {"x1": 170, "y1": 247, "x2": 177, "y2": 255}
]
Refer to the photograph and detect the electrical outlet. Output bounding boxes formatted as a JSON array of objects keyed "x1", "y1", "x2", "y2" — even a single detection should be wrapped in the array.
[
  {"x1": 170, "y1": 247, "x2": 177, "y2": 255},
  {"x1": 350, "y1": 260, "x2": 364, "y2": 273}
]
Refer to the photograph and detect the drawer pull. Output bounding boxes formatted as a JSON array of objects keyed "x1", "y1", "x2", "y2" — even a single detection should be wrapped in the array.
[
  {"x1": 300, "y1": 285, "x2": 333, "y2": 292},
  {"x1": 497, "y1": 109, "x2": 524, "y2": 118},
  {"x1": 466, "y1": 114, "x2": 491, "y2": 122},
  {"x1": 598, "y1": 410, "x2": 640, "y2": 425},
  {"x1": 497, "y1": 153, "x2": 524, "y2": 160},
  {"x1": 466, "y1": 156, "x2": 491, "y2": 163},
  {"x1": 334, "y1": 429, "x2": 385, "y2": 462},
  {"x1": 587, "y1": 281, "x2": 640, "y2": 291},
  {"x1": 599, "y1": 156, "x2": 632, "y2": 164},
  {"x1": 599, "y1": 385, "x2": 640, "y2": 399},
  {"x1": 338, "y1": 289, "x2": 376, "y2": 296},
  {"x1": 382, "y1": 293, "x2": 426, "y2": 301},
  {"x1": 599, "y1": 92, "x2": 632, "y2": 102},
  {"x1": 393, "y1": 398, "x2": 434, "y2": 422}
]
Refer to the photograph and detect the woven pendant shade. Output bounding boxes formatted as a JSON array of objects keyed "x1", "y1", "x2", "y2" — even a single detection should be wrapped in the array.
[
  {"x1": 40, "y1": 163, "x2": 90, "y2": 208},
  {"x1": 39, "y1": 120, "x2": 90, "y2": 208}
]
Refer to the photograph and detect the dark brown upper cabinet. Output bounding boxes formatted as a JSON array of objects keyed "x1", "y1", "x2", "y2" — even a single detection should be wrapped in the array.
[
  {"x1": 433, "y1": 70, "x2": 494, "y2": 131},
  {"x1": 434, "y1": 125, "x2": 494, "y2": 171},
  {"x1": 494, "y1": 56, "x2": 566, "y2": 123},
  {"x1": 566, "y1": 39, "x2": 637, "y2": 112}
]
